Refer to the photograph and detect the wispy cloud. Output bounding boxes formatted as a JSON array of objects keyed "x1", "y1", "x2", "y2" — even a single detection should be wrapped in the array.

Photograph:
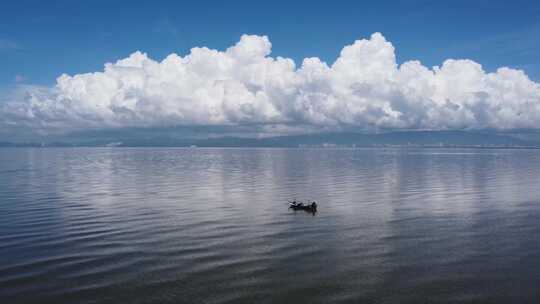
[
  {"x1": 14, "y1": 75, "x2": 26, "y2": 83},
  {"x1": 438, "y1": 24, "x2": 540, "y2": 76},
  {"x1": 461, "y1": 26, "x2": 539, "y2": 56},
  {"x1": 0, "y1": 39, "x2": 19, "y2": 50},
  {"x1": 153, "y1": 17, "x2": 180, "y2": 38}
]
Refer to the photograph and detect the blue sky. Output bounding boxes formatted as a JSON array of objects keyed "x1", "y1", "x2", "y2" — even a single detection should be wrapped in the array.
[{"x1": 1, "y1": 0, "x2": 540, "y2": 86}]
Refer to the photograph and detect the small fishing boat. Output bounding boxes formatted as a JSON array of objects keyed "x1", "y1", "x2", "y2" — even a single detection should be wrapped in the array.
[{"x1": 288, "y1": 200, "x2": 317, "y2": 212}]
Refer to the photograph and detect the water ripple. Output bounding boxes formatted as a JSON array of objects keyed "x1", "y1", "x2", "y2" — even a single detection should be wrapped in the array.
[{"x1": 1, "y1": 148, "x2": 540, "y2": 303}]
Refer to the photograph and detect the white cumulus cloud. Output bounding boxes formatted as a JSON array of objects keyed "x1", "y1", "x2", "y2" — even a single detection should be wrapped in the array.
[{"x1": 2, "y1": 33, "x2": 540, "y2": 136}]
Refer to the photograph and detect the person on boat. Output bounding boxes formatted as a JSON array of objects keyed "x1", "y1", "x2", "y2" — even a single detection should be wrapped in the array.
[{"x1": 311, "y1": 201, "x2": 317, "y2": 209}]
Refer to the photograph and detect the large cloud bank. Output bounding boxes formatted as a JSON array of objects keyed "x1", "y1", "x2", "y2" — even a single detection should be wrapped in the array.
[{"x1": 2, "y1": 33, "x2": 540, "y2": 135}]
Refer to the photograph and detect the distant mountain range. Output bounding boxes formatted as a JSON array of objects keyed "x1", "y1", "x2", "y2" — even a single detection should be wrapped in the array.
[{"x1": 2, "y1": 130, "x2": 540, "y2": 148}]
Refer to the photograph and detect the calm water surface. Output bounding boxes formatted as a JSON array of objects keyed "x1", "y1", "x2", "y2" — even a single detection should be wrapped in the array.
[{"x1": 1, "y1": 148, "x2": 540, "y2": 303}]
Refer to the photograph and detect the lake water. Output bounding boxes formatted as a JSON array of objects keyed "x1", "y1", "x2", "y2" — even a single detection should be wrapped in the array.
[{"x1": 1, "y1": 148, "x2": 540, "y2": 303}]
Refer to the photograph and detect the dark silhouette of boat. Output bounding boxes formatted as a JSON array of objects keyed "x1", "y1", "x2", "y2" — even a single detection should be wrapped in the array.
[{"x1": 288, "y1": 200, "x2": 317, "y2": 213}]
